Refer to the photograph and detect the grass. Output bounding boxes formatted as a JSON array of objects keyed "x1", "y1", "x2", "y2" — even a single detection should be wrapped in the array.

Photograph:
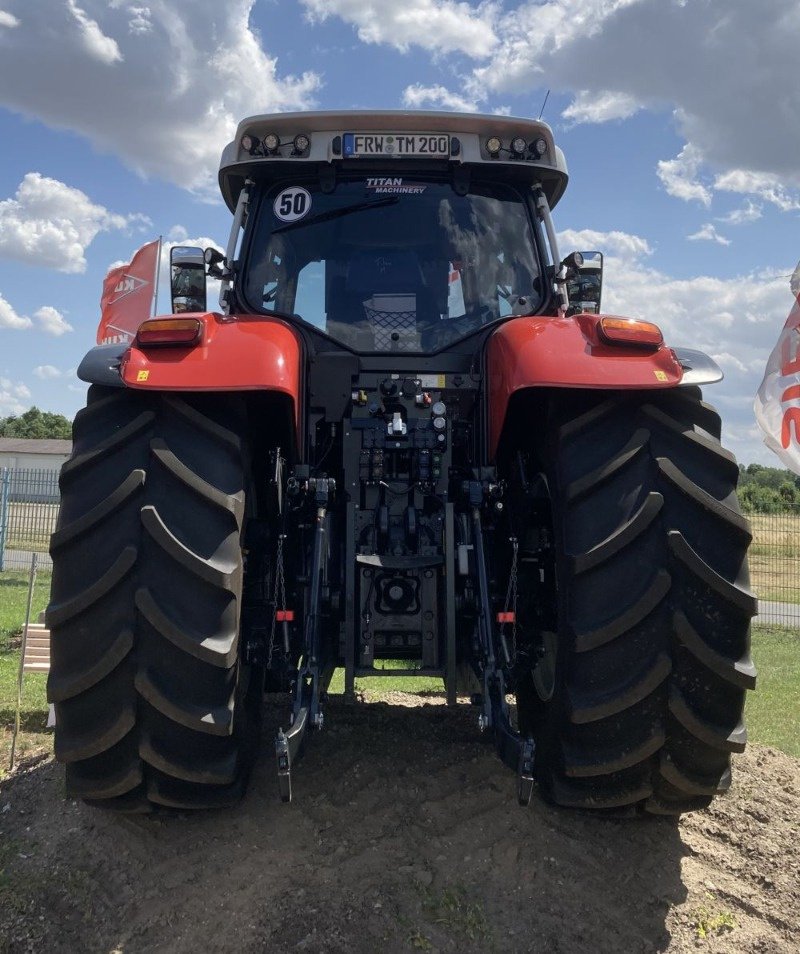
[
  {"x1": 327, "y1": 660, "x2": 444, "y2": 698},
  {"x1": 0, "y1": 570, "x2": 53, "y2": 775},
  {"x1": 0, "y1": 571, "x2": 51, "y2": 650},
  {"x1": 418, "y1": 884, "x2": 490, "y2": 943},
  {"x1": 746, "y1": 624, "x2": 800, "y2": 758},
  {"x1": 692, "y1": 893, "x2": 736, "y2": 940}
]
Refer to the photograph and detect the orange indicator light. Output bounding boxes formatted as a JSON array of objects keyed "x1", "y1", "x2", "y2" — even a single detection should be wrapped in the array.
[{"x1": 598, "y1": 317, "x2": 663, "y2": 348}]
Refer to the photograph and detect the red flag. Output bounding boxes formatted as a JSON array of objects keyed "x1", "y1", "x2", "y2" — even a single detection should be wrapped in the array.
[
  {"x1": 754, "y1": 262, "x2": 800, "y2": 475},
  {"x1": 97, "y1": 239, "x2": 160, "y2": 344}
]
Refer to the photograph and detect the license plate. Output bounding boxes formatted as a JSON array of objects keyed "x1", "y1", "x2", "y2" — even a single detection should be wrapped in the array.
[{"x1": 343, "y1": 133, "x2": 450, "y2": 158}]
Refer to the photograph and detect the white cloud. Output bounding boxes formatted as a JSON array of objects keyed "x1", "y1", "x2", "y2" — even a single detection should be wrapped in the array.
[
  {"x1": 167, "y1": 225, "x2": 189, "y2": 242},
  {"x1": 343, "y1": 1, "x2": 799, "y2": 199},
  {"x1": 711, "y1": 352, "x2": 748, "y2": 374},
  {"x1": 0, "y1": 292, "x2": 33, "y2": 330},
  {"x1": 714, "y1": 170, "x2": 800, "y2": 213},
  {"x1": 0, "y1": 377, "x2": 32, "y2": 416},
  {"x1": 0, "y1": 293, "x2": 74, "y2": 336},
  {"x1": 562, "y1": 89, "x2": 640, "y2": 124},
  {"x1": 302, "y1": 0, "x2": 499, "y2": 57},
  {"x1": 126, "y1": 5, "x2": 152, "y2": 35},
  {"x1": 717, "y1": 201, "x2": 762, "y2": 226},
  {"x1": 66, "y1": 0, "x2": 122, "y2": 64},
  {"x1": 687, "y1": 223, "x2": 731, "y2": 247},
  {"x1": 557, "y1": 227, "x2": 652, "y2": 261},
  {"x1": 0, "y1": 173, "x2": 142, "y2": 273},
  {"x1": 0, "y1": 10, "x2": 19, "y2": 28},
  {"x1": 482, "y1": 1, "x2": 799, "y2": 185},
  {"x1": 33, "y1": 364, "x2": 62, "y2": 379},
  {"x1": 34, "y1": 306, "x2": 74, "y2": 336},
  {"x1": 656, "y1": 145, "x2": 712, "y2": 207},
  {"x1": 402, "y1": 84, "x2": 481, "y2": 112},
  {"x1": 0, "y1": 1, "x2": 320, "y2": 195}
]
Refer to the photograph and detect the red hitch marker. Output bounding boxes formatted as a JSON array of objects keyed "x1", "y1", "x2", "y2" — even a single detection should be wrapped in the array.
[
  {"x1": 497, "y1": 611, "x2": 515, "y2": 623},
  {"x1": 276, "y1": 610, "x2": 295, "y2": 622}
]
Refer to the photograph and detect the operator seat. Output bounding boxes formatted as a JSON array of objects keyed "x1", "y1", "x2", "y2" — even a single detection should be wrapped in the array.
[{"x1": 328, "y1": 249, "x2": 436, "y2": 351}]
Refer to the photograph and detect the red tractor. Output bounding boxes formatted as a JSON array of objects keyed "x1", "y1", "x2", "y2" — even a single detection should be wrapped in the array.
[{"x1": 47, "y1": 112, "x2": 756, "y2": 813}]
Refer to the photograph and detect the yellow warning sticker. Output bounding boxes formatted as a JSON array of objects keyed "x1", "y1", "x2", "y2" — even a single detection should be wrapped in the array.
[
  {"x1": 137, "y1": 370, "x2": 150, "y2": 382},
  {"x1": 654, "y1": 370, "x2": 668, "y2": 382},
  {"x1": 418, "y1": 373, "x2": 446, "y2": 388}
]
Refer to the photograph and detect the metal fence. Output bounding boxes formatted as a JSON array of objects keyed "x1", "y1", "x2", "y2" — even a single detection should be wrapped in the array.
[
  {"x1": 747, "y1": 506, "x2": 800, "y2": 628},
  {"x1": 0, "y1": 468, "x2": 60, "y2": 571},
  {"x1": 0, "y1": 466, "x2": 798, "y2": 626}
]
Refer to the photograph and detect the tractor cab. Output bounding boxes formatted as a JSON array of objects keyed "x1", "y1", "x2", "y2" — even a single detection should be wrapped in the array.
[{"x1": 216, "y1": 111, "x2": 572, "y2": 353}]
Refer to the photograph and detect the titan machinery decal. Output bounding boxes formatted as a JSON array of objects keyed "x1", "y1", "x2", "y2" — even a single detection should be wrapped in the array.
[{"x1": 365, "y1": 178, "x2": 427, "y2": 195}]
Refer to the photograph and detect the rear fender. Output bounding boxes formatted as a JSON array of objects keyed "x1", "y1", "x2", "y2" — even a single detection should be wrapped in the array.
[
  {"x1": 82, "y1": 312, "x2": 302, "y2": 440},
  {"x1": 487, "y1": 313, "x2": 687, "y2": 458}
]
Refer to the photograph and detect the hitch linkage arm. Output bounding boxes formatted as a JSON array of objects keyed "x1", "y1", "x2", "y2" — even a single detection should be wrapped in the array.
[
  {"x1": 469, "y1": 492, "x2": 536, "y2": 806},
  {"x1": 275, "y1": 478, "x2": 334, "y2": 802}
]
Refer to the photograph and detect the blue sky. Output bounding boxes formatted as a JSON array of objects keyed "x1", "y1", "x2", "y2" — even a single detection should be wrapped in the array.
[{"x1": 0, "y1": 0, "x2": 798, "y2": 464}]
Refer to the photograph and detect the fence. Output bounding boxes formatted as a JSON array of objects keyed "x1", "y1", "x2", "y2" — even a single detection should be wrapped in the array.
[
  {"x1": 0, "y1": 466, "x2": 798, "y2": 626},
  {"x1": 747, "y1": 507, "x2": 800, "y2": 628},
  {"x1": 0, "y1": 468, "x2": 60, "y2": 571}
]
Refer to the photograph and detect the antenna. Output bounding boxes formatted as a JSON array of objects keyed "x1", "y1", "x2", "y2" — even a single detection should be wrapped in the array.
[{"x1": 538, "y1": 89, "x2": 551, "y2": 121}]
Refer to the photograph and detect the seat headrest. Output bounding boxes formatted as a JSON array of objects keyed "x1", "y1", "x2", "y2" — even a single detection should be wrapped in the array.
[{"x1": 345, "y1": 250, "x2": 425, "y2": 295}]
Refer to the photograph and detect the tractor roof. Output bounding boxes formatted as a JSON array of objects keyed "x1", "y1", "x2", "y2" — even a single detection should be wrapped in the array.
[{"x1": 218, "y1": 110, "x2": 568, "y2": 212}]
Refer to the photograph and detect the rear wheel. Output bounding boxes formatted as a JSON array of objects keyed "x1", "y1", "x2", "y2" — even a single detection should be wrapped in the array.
[
  {"x1": 47, "y1": 386, "x2": 261, "y2": 811},
  {"x1": 518, "y1": 389, "x2": 757, "y2": 814}
]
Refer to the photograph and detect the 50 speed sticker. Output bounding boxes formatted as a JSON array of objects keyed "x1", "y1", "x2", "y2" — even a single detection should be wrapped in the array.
[{"x1": 274, "y1": 186, "x2": 312, "y2": 223}]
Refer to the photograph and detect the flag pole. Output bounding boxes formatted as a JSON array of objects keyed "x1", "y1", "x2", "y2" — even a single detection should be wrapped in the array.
[{"x1": 152, "y1": 235, "x2": 163, "y2": 316}]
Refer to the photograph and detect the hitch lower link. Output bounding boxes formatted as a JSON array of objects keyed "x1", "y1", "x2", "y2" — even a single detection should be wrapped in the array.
[
  {"x1": 275, "y1": 478, "x2": 334, "y2": 802},
  {"x1": 467, "y1": 480, "x2": 536, "y2": 806}
]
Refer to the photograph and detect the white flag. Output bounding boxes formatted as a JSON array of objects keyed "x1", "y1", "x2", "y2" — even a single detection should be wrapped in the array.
[{"x1": 754, "y1": 262, "x2": 800, "y2": 476}]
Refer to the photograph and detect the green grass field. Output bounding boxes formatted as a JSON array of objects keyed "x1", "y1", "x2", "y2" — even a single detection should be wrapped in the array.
[
  {"x1": 327, "y1": 659, "x2": 444, "y2": 697},
  {"x1": 0, "y1": 570, "x2": 52, "y2": 774},
  {"x1": 745, "y1": 624, "x2": 800, "y2": 758}
]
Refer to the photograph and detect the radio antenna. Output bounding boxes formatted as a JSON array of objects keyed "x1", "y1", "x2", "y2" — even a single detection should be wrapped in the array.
[{"x1": 538, "y1": 89, "x2": 551, "y2": 121}]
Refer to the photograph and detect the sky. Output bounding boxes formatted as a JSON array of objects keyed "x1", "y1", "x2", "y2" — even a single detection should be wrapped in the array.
[{"x1": 0, "y1": 0, "x2": 798, "y2": 464}]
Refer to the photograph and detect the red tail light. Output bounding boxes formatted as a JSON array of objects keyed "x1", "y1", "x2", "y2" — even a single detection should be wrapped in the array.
[{"x1": 137, "y1": 318, "x2": 203, "y2": 347}]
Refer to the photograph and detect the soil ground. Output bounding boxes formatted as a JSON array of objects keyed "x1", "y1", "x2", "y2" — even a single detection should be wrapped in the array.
[{"x1": 0, "y1": 695, "x2": 798, "y2": 954}]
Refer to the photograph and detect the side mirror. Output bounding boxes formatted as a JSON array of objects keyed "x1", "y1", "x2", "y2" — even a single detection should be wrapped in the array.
[
  {"x1": 566, "y1": 250, "x2": 603, "y2": 315},
  {"x1": 170, "y1": 246, "x2": 207, "y2": 313}
]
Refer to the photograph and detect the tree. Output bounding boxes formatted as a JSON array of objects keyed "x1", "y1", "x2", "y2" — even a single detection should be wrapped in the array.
[{"x1": 0, "y1": 407, "x2": 72, "y2": 440}]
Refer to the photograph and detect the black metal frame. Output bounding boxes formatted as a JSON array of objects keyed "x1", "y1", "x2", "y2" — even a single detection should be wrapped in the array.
[{"x1": 265, "y1": 333, "x2": 539, "y2": 803}]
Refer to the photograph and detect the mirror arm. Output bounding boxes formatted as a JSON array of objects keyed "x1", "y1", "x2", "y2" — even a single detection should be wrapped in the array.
[
  {"x1": 219, "y1": 177, "x2": 254, "y2": 316},
  {"x1": 534, "y1": 185, "x2": 568, "y2": 315}
]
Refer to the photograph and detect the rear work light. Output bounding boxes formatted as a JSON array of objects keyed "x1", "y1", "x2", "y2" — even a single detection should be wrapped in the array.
[
  {"x1": 598, "y1": 317, "x2": 663, "y2": 349},
  {"x1": 137, "y1": 318, "x2": 203, "y2": 347}
]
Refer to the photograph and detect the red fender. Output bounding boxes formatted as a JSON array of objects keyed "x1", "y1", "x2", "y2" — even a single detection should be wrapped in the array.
[
  {"x1": 121, "y1": 312, "x2": 302, "y2": 436},
  {"x1": 486, "y1": 313, "x2": 684, "y2": 458}
]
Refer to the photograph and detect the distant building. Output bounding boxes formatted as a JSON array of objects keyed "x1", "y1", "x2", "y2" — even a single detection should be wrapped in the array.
[{"x1": 0, "y1": 438, "x2": 72, "y2": 474}]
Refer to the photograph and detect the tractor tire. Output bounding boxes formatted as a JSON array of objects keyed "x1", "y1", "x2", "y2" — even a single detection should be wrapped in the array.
[
  {"x1": 47, "y1": 386, "x2": 261, "y2": 811},
  {"x1": 525, "y1": 389, "x2": 757, "y2": 815}
]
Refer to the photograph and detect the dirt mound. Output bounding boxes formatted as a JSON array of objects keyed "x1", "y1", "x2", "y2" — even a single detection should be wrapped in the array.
[{"x1": 1, "y1": 697, "x2": 798, "y2": 953}]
